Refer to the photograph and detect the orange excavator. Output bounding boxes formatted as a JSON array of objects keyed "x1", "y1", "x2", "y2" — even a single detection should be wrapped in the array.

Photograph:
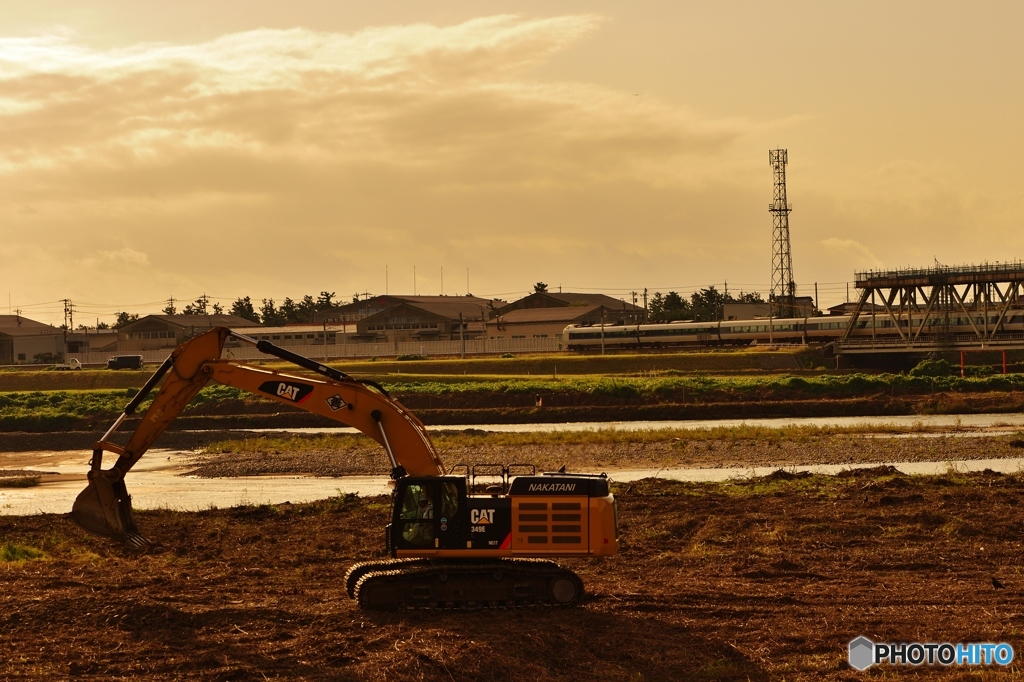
[{"x1": 72, "y1": 327, "x2": 619, "y2": 609}]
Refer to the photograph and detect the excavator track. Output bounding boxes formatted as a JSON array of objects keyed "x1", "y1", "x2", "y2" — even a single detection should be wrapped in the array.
[
  {"x1": 344, "y1": 558, "x2": 430, "y2": 598},
  {"x1": 352, "y1": 558, "x2": 584, "y2": 610}
]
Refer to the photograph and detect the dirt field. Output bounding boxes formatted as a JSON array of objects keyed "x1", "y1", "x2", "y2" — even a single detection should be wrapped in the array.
[{"x1": 2, "y1": 466, "x2": 1023, "y2": 680}]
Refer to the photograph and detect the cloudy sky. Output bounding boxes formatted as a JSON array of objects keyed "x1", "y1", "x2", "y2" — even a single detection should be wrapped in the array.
[{"x1": 1, "y1": 1, "x2": 1022, "y2": 325}]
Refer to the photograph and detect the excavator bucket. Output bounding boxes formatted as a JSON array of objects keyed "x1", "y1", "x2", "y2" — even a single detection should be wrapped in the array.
[{"x1": 72, "y1": 474, "x2": 148, "y2": 547}]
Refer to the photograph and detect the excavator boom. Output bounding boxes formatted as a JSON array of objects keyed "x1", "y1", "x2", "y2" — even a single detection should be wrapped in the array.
[{"x1": 72, "y1": 327, "x2": 443, "y2": 543}]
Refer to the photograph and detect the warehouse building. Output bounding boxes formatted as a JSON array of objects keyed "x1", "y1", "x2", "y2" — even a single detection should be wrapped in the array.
[
  {"x1": 353, "y1": 297, "x2": 501, "y2": 343},
  {"x1": 116, "y1": 314, "x2": 260, "y2": 351},
  {"x1": 486, "y1": 305, "x2": 628, "y2": 341},
  {"x1": 492, "y1": 292, "x2": 645, "y2": 323},
  {"x1": 0, "y1": 315, "x2": 64, "y2": 365},
  {"x1": 315, "y1": 295, "x2": 504, "y2": 327},
  {"x1": 485, "y1": 292, "x2": 645, "y2": 339},
  {"x1": 233, "y1": 325, "x2": 344, "y2": 347}
]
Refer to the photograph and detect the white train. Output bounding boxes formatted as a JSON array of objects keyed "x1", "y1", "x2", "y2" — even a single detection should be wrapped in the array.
[{"x1": 563, "y1": 311, "x2": 1024, "y2": 350}]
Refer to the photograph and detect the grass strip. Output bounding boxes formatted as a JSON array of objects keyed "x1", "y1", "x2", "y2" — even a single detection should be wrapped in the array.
[
  {"x1": 201, "y1": 422, "x2": 995, "y2": 455},
  {"x1": 0, "y1": 371, "x2": 1021, "y2": 427}
]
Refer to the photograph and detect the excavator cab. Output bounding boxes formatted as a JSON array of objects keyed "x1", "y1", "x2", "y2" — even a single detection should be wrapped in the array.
[{"x1": 389, "y1": 477, "x2": 468, "y2": 551}]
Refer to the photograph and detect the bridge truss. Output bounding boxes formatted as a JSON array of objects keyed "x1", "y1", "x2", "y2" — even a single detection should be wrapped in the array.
[{"x1": 837, "y1": 262, "x2": 1024, "y2": 354}]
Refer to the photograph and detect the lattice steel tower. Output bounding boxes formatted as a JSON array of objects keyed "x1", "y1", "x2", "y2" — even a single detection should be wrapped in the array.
[{"x1": 768, "y1": 149, "x2": 796, "y2": 317}]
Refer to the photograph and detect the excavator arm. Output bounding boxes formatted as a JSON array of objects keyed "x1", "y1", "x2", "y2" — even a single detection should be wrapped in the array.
[{"x1": 72, "y1": 327, "x2": 444, "y2": 545}]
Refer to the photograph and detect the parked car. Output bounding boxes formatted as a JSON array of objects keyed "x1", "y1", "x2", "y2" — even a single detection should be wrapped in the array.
[{"x1": 107, "y1": 355, "x2": 144, "y2": 370}]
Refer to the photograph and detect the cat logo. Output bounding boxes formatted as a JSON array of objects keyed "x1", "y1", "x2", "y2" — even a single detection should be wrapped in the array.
[
  {"x1": 258, "y1": 380, "x2": 314, "y2": 404},
  {"x1": 470, "y1": 509, "x2": 495, "y2": 525}
]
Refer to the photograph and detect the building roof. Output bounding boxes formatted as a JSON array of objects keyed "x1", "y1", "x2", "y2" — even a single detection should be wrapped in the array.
[
  {"x1": 0, "y1": 315, "x2": 61, "y2": 336},
  {"x1": 335, "y1": 294, "x2": 501, "y2": 312},
  {"x1": 405, "y1": 298, "x2": 500, "y2": 320},
  {"x1": 827, "y1": 302, "x2": 885, "y2": 315},
  {"x1": 543, "y1": 292, "x2": 644, "y2": 309},
  {"x1": 120, "y1": 314, "x2": 260, "y2": 331},
  {"x1": 494, "y1": 292, "x2": 644, "y2": 315},
  {"x1": 493, "y1": 305, "x2": 604, "y2": 325},
  {"x1": 359, "y1": 298, "x2": 501, "y2": 323}
]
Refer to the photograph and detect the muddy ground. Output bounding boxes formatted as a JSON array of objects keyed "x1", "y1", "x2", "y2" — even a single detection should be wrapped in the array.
[
  {"x1": 1, "y1": 467, "x2": 1023, "y2": 681},
  {"x1": 182, "y1": 432, "x2": 1024, "y2": 478}
]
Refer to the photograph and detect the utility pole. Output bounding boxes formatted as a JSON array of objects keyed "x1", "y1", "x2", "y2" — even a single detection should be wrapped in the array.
[
  {"x1": 769, "y1": 149, "x2": 796, "y2": 318},
  {"x1": 643, "y1": 288, "x2": 648, "y2": 320},
  {"x1": 62, "y1": 298, "x2": 74, "y2": 362},
  {"x1": 459, "y1": 312, "x2": 465, "y2": 359},
  {"x1": 62, "y1": 298, "x2": 74, "y2": 330},
  {"x1": 600, "y1": 307, "x2": 606, "y2": 355},
  {"x1": 478, "y1": 305, "x2": 487, "y2": 353}
]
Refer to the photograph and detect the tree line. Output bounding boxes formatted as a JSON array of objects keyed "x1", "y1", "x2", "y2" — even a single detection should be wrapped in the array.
[
  {"x1": 106, "y1": 285, "x2": 767, "y2": 330},
  {"x1": 647, "y1": 287, "x2": 765, "y2": 323},
  {"x1": 112, "y1": 292, "x2": 346, "y2": 328}
]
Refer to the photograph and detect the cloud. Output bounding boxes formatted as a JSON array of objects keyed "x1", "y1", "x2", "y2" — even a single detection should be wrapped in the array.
[
  {"x1": 0, "y1": 16, "x2": 739, "y2": 185},
  {"x1": 78, "y1": 247, "x2": 150, "y2": 270},
  {"x1": 0, "y1": 15, "x2": 758, "y2": 320},
  {"x1": 819, "y1": 238, "x2": 883, "y2": 270}
]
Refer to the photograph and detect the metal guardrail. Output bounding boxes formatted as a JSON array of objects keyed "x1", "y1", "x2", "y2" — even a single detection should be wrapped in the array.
[
  {"x1": 855, "y1": 261, "x2": 1024, "y2": 283},
  {"x1": 837, "y1": 332, "x2": 1024, "y2": 352}
]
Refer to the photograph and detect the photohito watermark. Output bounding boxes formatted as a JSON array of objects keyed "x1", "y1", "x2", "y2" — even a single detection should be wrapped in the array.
[{"x1": 848, "y1": 636, "x2": 1014, "y2": 671}]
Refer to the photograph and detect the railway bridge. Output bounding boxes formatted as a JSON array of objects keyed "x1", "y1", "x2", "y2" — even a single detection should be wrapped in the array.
[{"x1": 836, "y1": 262, "x2": 1024, "y2": 355}]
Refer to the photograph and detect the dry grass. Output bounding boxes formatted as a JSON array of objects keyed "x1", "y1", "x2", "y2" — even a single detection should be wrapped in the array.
[
  {"x1": 203, "y1": 422, "x2": 938, "y2": 455},
  {"x1": 0, "y1": 476, "x2": 40, "y2": 488}
]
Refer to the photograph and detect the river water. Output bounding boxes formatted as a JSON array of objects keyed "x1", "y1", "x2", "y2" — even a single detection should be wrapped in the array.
[{"x1": 3, "y1": 412, "x2": 1022, "y2": 516}]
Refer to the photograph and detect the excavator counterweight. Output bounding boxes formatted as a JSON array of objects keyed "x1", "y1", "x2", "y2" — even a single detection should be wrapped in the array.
[{"x1": 71, "y1": 327, "x2": 618, "y2": 609}]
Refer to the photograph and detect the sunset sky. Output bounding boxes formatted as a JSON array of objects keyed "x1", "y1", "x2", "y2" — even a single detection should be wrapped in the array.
[{"x1": 1, "y1": 1, "x2": 1021, "y2": 326}]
